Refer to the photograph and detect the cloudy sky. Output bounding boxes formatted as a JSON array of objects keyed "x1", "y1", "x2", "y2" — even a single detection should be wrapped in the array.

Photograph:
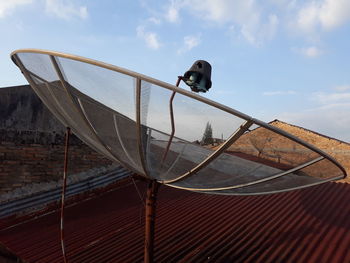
[{"x1": 1, "y1": 0, "x2": 350, "y2": 141}]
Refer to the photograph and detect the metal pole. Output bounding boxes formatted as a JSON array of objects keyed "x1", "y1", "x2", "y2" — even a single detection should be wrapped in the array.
[
  {"x1": 60, "y1": 127, "x2": 71, "y2": 263},
  {"x1": 145, "y1": 77, "x2": 179, "y2": 262},
  {"x1": 161, "y1": 76, "x2": 182, "y2": 163},
  {"x1": 144, "y1": 179, "x2": 160, "y2": 263}
]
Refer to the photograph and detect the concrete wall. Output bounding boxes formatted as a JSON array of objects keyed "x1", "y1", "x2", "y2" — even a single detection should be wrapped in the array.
[{"x1": 0, "y1": 85, "x2": 64, "y2": 133}]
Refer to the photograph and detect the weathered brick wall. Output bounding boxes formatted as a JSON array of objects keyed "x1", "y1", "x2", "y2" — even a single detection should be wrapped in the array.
[
  {"x1": 0, "y1": 85, "x2": 115, "y2": 194},
  {"x1": 0, "y1": 131, "x2": 113, "y2": 194}
]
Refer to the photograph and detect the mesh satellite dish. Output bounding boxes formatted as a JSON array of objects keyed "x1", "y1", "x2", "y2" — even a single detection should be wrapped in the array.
[
  {"x1": 10, "y1": 49, "x2": 347, "y2": 262},
  {"x1": 10, "y1": 49, "x2": 346, "y2": 193}
]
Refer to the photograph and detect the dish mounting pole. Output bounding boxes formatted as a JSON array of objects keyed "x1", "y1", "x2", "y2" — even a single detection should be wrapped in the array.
[
  {"x1": 144, "y1": 76, "x2": 182, "y2": 262},
  {"x1": 144, "y1": 179, "x2": 159, "y2": 263}
]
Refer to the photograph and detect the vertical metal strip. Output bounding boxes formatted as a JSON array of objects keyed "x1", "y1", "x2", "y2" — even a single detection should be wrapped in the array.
[
  {"x1": 161, "y1": 76, "x2": 182, "y2": 163},
  {"x1": 136, "y1": 78, "x2": 150, "y2": 177},
  {"x1": 60, "y1": 127, "x2": 70, "y2": 263},
  {"x1": 13, "y1": 55, "x2": 68, "y2": 262},
  {"x1": 161, "y1": 91, "x2": 176, "y2": 162},
  {"x1": 146, "y1": 129, "x2": 152, "y2": 166}
]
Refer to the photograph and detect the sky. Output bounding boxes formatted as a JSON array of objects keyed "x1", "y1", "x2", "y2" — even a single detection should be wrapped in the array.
[{"x1": 1, "y1": 0, "x2": 350, "y2": 141}]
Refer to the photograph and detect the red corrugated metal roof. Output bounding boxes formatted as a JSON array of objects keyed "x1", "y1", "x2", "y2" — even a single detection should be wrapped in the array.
[{"x1": 1, "y1": 180, "x2": 350, "y2": 262}]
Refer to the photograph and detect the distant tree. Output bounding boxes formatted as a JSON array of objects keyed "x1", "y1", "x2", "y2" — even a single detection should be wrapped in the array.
[
  {"x1": 249, "y1": 137, "x2": 270, "y2": 157},
  {"x1": 201, "y1": 122, "x2": 213, "y2": 145}
]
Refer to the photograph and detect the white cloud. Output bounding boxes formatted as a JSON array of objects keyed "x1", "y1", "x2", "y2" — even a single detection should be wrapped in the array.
[
  {"x1": 279, "y1": 108, "x2": 350, "y2": 142},
  {"x1": 265, "y1": 14, "x2": 279, "y2": 39},
  {"x1": 279, "y1": 87, "x2": 350, "y2": 141},
  {"x1": 146, "y1": 0, "x2": 350, "y2": 48},
  {"x1": 214, "y1": 89, "x2": 236, "y2": 95},
  {"x1": 137, "y1": 26, "x2": 162, "y2": 50},
  {"x1": 178, "y1": 35, "x2": 200, "y2": 53},
  {"x1": 148, "y1": 17, "x2": 161, "y2": 25},
  {"x1": 303, "y1": 46, "x2": 322, "y2": 57},
  {"x1": 0, "y1": 0, "x2": 32, "y2": 18},
  {"x1": 294, "y1": 46, "x2": 323, "y2": 58},
  {"x1": 296, "y1": 2, "x2": 320, "y2": 33},
  {"x1": 242, "y1": 13, "x2": 278, "y2": 46},
  {"x1": 165, "y1": 0, "x2": 180, "y2": 23},
  {"x1": 263, "y1": 90, "x2": 296, "y2": 96},
  {"x1": 164, "y1": 0, "x2": 279, "y2": 46},
  {"x1": 45, "y1": 0, "x2": 88, "y2": 20},
  {"x1": 268, "y1": 0, "x2": 290, "y2": 6},
  {"x1": 184, "y1": 35, "x2": 200, "y2": 49},
  {"x1": 334, "y1": 85, "x2": 350, "y2": 92},
  {"x1": 296, "y1": 0, "x2": 350, "y2": 33},
  {"x1": 314, "y1": 102, "x2": 350, "y2": 110},
  {"x1": 313, "y1": 91, "x2": 350, "y2": 104}
]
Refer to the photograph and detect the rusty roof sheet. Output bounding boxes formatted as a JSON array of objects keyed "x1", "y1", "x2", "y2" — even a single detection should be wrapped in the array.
[{"x1": 1, "y1": 180, "x2": 350, "y2": 262}]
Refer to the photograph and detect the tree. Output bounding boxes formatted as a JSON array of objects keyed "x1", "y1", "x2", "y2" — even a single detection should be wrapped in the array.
[
  {"x1": 249, "y1": 137, "x2": 270, "y2": 157},
  {"x1": 201, "y1": 122, "x2": 213, "y2": 145}
]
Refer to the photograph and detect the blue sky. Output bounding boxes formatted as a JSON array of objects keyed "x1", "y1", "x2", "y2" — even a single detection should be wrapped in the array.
[{"x1": 1, "y1": 0, "x2": 350, "y2": 141}]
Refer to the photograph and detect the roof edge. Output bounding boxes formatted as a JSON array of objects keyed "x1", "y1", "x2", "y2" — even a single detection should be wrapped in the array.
[{"x1": 269, "y1": 119, "x2": 350, "y2": 147}]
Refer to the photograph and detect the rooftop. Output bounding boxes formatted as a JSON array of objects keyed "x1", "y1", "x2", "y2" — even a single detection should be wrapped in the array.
[{"x1": 1, "y1": 179, "x2": 349, "y2": 262}]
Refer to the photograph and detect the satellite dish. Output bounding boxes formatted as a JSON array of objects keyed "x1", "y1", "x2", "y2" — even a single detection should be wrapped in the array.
[
  {"x1": 10, "y1": 49, "x2": 347, "y2": 195},
  {"x1": 10, "y1": 49, "x2": 348, "y2": 262}
]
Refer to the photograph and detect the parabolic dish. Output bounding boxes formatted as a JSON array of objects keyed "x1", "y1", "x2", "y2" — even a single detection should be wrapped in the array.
[{"x1": 11, "y1": 49, "x2": 347, "y2": 195}]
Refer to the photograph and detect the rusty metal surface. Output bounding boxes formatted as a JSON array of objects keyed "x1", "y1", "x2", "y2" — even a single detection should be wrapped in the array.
[{"x1": 0, "y1": 181, "x2": 349, "y2": 262}]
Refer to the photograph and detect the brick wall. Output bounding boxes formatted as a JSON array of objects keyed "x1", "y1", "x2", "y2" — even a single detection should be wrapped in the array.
[
  {"x1": 0, "y1": 85, "x2": 115, "y2": 195},
  {"x1": 0, "y1": 130, "x2": 113, "y2": 194}
]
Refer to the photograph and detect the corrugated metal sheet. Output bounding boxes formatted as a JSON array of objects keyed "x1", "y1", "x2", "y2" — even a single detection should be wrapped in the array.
[
  {"x1": 1, "y1": 180, "x2": 349, "y2": 262},
  {"x1": 0, "y1": 166, "x2": 131, "y2": 218}
]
